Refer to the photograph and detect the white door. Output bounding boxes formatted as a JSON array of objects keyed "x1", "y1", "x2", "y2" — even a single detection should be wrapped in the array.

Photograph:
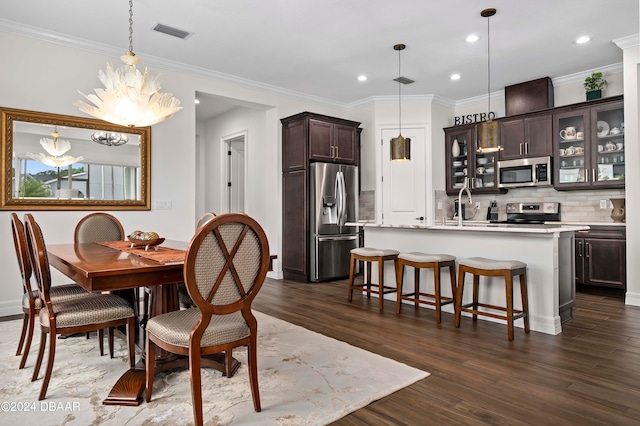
[
  {"x1": 381, "y1": 127, "x2": 426, "y2": 224},
  {"x1": 227, "y1": 137, "x2": 245, "y2": 212}
]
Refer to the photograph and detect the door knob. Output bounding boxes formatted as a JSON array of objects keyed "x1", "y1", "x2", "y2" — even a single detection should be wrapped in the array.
[{"x1": 415, "y1": 216, "x2": 424, "y2": 221}]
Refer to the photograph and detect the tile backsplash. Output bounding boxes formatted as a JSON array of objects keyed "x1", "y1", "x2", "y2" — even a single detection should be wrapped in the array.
[
  {"x1": 436, "y1": 187, "x2": 625, "y2": 223},
  {"x1": 359, "y1": 190, "x2": 375, "y2": 220}
]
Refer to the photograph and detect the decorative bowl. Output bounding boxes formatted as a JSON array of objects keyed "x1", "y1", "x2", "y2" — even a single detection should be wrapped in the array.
[{"x1": 128, "y1": 236, "x2": 165, "y2": 251}]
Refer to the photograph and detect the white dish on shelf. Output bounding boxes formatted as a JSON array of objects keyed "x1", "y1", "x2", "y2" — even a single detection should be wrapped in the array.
[
  {"x1": 453, "y1": 183, "x2": 464, "y2": 188},
  {"x1": 485, "y1": 167, "x2": 494, "y2": 174},
  {"x1": 454, "y1": 171, "x2": 464, "y2": 176},
  {"x1": 597, "y1": 120, "x2": 610, "y2": 137},
  {"x1": 477, "y1": 158, "x2": 488, "y2": 165},
  {"x1": 452, "y1": 161, "x2": 462, "y2": 166},
  {"x1": 484, "y1": 182, "x2": 495, "y2": 187}
]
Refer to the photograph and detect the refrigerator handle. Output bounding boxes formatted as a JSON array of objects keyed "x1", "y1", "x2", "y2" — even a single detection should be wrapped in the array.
[{"x1": 338, "y1": 171, "x2": 347, "y2": 227}]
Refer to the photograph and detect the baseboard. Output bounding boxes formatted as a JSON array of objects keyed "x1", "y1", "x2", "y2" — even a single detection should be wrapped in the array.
[{"x1": 0, "y1": 299, "x2": 22, "y2": 319}]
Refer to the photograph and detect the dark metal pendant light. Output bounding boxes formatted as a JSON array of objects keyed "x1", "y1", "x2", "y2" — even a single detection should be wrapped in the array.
[
  {"x1": 476, "y1": 8, "x2": 502, "y2": 153},
  {"x1": 391, "y1": 43, "x2": 410, "y2": 161}
]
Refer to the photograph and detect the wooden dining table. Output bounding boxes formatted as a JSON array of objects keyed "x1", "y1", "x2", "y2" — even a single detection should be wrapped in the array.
[{"x1": 46, "y1": 240, "x2": 276, "y2": 406}]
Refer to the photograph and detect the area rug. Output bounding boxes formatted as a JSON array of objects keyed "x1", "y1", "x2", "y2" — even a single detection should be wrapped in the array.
[{"x1": 0, "y1": 311, "x2": 429, "y2": 425}]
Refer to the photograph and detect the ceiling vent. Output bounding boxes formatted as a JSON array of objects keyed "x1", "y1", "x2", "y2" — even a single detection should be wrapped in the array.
[
  {"x1": 152, "y1": 23, "x2": 192, "y2": 40},
  {"x1": 393, "y1": 76, "x2": 415, "y2": 85}
]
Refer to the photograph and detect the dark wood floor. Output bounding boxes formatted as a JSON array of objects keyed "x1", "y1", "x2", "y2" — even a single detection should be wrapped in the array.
[{"x1": 253, "y1": 276, "x2": 640, "y2": 425}]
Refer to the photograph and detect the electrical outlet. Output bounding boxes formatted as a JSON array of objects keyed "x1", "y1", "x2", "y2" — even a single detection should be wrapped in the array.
[
  {"x1": 437, "y1": 201, "x2": 443, "y2": 210},
  {"x1": 475, "y1": 201, "x2": 481, "y2": 210},
  {"x1": 154, "y1": 200, "x2": 172, "y2": 210},
  {"x1": 599, "y1": 199, "x2": 608, "y2": 209}
]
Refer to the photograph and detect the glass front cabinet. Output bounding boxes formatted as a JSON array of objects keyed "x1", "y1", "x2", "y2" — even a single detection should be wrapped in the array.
[
  {"x1": 444, "y1": 124, "x2": 504, "y2": 195},
  {"x1": 554, "y1": 98, "x2": 624, "y2": 190}
]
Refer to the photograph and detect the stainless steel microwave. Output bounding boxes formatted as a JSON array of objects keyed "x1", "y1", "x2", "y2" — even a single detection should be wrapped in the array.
[{"x1": 497, "y1": 156, "x2": 552, "y2": 188}]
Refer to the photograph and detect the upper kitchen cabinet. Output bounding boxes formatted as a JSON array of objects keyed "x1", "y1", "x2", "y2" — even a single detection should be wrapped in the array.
[
  {"x1": 554, "y1": 96, "x2": 624, "y2": 190},
  {"x1": 281, "y1": 112, "x2": 360, "y2": 171},
  {"x1": 499, "y1": 113, "x2": 552, "y2": 161},
  {"x1": 444, "y1": 124, "x2": 504, "y2": 195}
]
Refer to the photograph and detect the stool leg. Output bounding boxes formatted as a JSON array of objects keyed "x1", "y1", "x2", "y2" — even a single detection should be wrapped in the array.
[
  {"x1": 472, "y1": 274, "x2": 480, "y2": 322},
  {"x1": 395, "y1": 261, "x2": 404, "y2": 314},
  {"x1": 506, "y1": 272, "x2": 514, "y2": 341},
  {"x1": 377, "y1": 259, "x2": 385, "y2": 311},
  {"x1": 448, "y1": 264, "x2": 457, "y2": 304},
  {"x1": 347, "y1": 255, "x2": 356, "y2": 303},
  {"x1": 366, "y1": 261, "x2": 372, "y2": 298},
  {"x1": 454, "y1": 268, "x2": 465, "y2": 328},
  {"x1": 413, "y1": 267, "x2": 420, "y2": 310},
  {"x1": 520, "y1": 272, "x2": 530, "y2": 334},
  {"x1": 434, "y1": 265, "x2": 442, "y2": 323}
]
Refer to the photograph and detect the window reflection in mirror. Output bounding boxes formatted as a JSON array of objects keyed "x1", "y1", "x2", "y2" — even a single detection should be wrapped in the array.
[{"x1": 2, "y1": 107, "x2": 150, "y2": 210}]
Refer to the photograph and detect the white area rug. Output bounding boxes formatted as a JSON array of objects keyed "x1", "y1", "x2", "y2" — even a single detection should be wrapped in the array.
[{"x1": 0, "y1": 311, "x2": 429, "y2": 425}]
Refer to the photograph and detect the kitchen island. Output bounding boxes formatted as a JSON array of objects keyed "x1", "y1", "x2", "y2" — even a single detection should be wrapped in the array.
[{"x1": 360, "y1": 222, "x2": 589, "y2": 335}]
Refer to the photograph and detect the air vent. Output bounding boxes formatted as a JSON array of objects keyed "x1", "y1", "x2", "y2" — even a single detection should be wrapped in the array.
[
  {"x1": 152, "y1": 23, "x2": 192, "y2": 40},
  {"x1": 393, "y1": 76, "x2": 415, "y2": 85}
]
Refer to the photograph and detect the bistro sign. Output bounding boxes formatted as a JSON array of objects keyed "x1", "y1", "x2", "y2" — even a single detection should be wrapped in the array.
[{"x1": 454, "y1": 111, "x2": 496, "y2": 126}]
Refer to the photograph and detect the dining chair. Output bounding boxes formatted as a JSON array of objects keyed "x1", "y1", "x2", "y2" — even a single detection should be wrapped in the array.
[
  {"x1": 176, "y1": 212, "x2": 218, "y2": 310},
  {"x1": 10, "y1": 213, "x2": 102, "y2": 369},
  {"x1": 24, "y1": 214, "x2": 136, "y2": 400},
  {"x1": 74, "y1": 212, "x2": 125, "y2": 244},
  {"x1": 145, "y1": 213, "x2": 270, "y2": 426}
]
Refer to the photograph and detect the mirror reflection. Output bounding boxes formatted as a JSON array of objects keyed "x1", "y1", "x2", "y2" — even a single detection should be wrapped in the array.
[{"x1": 2, "y1": 107, "x2": 150, "y2": 210}]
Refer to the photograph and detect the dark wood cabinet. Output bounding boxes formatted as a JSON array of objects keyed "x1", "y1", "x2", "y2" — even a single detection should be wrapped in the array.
[
  {"x1": 554, "y1": 96, "x2": 624, "y2": 190},
  {"x1": 281, "y1": 112, "x2": 361, "y2": 282},
  {"x1": 499, "y1": 113, "x2": 552, "y2": 160},
  {"x1": 444, "y1": 124, "x2": 505, "y2": 195},
  {"x1": 575, "y1": 226, "x2": 626, "y2": 290}
]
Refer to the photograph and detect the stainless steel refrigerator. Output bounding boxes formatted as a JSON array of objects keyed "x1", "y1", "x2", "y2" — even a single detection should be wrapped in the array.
[{"x1": 309, "y1": 162, "x2": 359, "y2": 282}]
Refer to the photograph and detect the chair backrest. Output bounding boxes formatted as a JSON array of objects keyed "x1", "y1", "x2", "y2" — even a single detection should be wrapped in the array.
[
  {"x1": 24, "y1": 214, "x2": 53, "y2": 306},
  {"x1": 10, "y1": 213, "x2": 35, "y2": 297},
  {"x1": 184, "y1": 213, "x2": 269, "y2": 320},
  {"x1": 196, "y1": 212, "x2": 216, "y2": 229},
  {"x1": 74, "y1": 212, "x2": 125, "y2": 244}
]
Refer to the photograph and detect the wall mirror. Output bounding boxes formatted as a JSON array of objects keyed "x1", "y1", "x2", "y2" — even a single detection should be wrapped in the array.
[{"x1": 1, "y1": 107, "x2": 150, "y2": 210}]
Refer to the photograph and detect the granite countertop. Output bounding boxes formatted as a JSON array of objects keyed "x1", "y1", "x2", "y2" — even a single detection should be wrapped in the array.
[{"x1": 358, "y1": 220, "x2": 589, "y2": 234}]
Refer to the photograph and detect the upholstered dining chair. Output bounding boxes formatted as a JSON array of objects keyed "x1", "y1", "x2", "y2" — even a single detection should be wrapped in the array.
[
  {"x1": 11, "y1": 213, "x2": 94, "y2": 369},
  {"x1": 176, "y1": 212, "x2": 217, "y2": 309},
  {"x1": 145, "y1": 213, "x2": 270, "y2": 426},
  {"x1": 73, "y1": 212, "x2": 125, "y2": 244},
  {"x1": 24, "y1": 214, "x2": 136, "y2": 401}
]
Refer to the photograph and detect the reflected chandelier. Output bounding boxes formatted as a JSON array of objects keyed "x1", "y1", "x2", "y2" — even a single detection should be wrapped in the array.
[
  {"x1": 91, "y1": 131, "x2": 129, "y2": 146},
  {"x1": 27, "y1": 127, "x2": 84, "y2": 168},
  {"x1": 75, "y1": 0, "x2": 182, "y2": 127}
]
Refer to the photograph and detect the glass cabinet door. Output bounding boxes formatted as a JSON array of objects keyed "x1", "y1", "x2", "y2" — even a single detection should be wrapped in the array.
[
  {"x1": 592, "y1": 101, "x2": 624, "y2": 186},
  {"x1": 555, "y1": 109, "x2": 589, "y2": 187},
  {"x1": 445, "y1": 127, "x2": 473, "y2": 194}
]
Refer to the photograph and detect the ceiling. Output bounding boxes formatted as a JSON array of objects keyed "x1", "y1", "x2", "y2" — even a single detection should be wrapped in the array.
[{"x1": 2, "y1": 1, "x2": 638, "y2": 121}]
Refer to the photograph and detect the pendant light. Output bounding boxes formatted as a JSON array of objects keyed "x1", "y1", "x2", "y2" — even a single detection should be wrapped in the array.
[
  {"x1": 26, "y1": 127, "x2": 84, "y2": 168},
  {"x1": 476, "y1": 8, "x2": 502, "y2": 153},
  {"x1": 390, "y1": 43, "x2": 410, "y2": 161},
  {"x1": 75, "y1": 0, "x2": 182, "y2": 127}
]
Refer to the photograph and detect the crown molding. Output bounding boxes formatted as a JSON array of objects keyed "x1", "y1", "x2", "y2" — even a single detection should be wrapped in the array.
[
  {"x1": 613, "y1": 34, "x2": 640, "y2": 49},
  {"x1": 552, "y1": 62, "x2": 623, "y2": 87}
]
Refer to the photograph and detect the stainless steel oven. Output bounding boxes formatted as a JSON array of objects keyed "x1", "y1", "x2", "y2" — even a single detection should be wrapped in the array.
[{"x1": 497, "y1": 156, "x2": 552, "y2": 188}]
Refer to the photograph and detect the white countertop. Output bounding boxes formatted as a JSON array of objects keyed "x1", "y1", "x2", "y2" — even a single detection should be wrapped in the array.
[{"x1": 349, "y1": 220, "x2": 589, "y2": 233}]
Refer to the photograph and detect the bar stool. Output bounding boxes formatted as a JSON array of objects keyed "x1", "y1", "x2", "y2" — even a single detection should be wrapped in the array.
[
  {"x1": 348, "y1": 247, "x2": 399, "y2": 311},
  {"x1": 395, "y1": 252, "x2": 456, "y2": 323},
  {"x1": 454, "y1": 257, "x2": 529, "y2": 341}
]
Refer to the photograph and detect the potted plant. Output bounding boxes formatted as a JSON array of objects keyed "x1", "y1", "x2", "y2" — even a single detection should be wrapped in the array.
[{"x1": 584, "y1": 72, "x2": 607, "y2": 100}]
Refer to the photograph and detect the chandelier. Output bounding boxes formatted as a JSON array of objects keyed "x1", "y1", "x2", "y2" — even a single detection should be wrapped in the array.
[
  {"x1": 26, "y1": 127, "x2": 84, "y2": 168},
  {"x1": 91, "y1": 131, "x2": 129, "y2": 146},
  {"x1": 390, "y1": 44, "x2": 410, "y2": 161},
  {"x1": 75, "y1": 0, "x2": 181, "y2": 127},
  {"x1": 476, "y1": 8, "x2": 502, "y2": 153}
]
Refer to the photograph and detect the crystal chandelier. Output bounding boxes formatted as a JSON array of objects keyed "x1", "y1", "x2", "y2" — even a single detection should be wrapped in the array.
[
  {"x1": 26, "y1": 127, "x2": 84, "y2": 168},
  {"x1": 91, "y1": 131, "x2": 129, "y2": 146},
  {"x1": 75, "y1": 0, "x2": 181, "y2": 127}
]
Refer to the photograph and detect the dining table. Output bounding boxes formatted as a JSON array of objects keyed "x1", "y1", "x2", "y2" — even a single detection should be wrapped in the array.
[{"x1": 46, "y1": 239, "x2": 276, "y2": 406}]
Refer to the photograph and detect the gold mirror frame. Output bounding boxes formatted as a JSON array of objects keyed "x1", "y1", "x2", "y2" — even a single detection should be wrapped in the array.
[{"x1": 1, "y1": 107, "x2": 150, "y2": 210}]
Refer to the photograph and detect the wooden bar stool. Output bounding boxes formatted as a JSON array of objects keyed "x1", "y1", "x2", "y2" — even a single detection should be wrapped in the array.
[
  {"x1": 348, "y1": 247, "x2": 399, "y2": 311},
  {"x1": 395, "y1": 252, "x2": 456, "y2": 323},
  {"x1": 454, "y1": 257, "x2": 529, "y2": 341}
]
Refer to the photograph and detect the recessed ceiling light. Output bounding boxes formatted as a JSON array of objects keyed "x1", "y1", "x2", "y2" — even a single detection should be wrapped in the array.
[
  {"x1": 194, "y1": 99, "x2": 200, "y2": 104},
  {"x1": 357, "y1": 75, "x2": 368, "y2": 82},
  {"x1": 450, "y1": 74, "x2": 461, "y2": 81},
  {"x1": 576, "y1": 36, "x2": 591, "y2": 44},
  {"x1": 466, "y1": 34, "x2": 479, "y2": 43}
]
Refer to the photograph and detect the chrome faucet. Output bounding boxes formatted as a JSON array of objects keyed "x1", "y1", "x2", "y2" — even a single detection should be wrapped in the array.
[{"x1": 457, "y1": 177, "x2": 473, "y2": 227}]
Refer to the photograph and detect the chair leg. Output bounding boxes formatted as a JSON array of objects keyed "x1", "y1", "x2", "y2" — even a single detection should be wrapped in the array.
[
  {"x1": 247, "y1": 335, "x2": 262, "y2": 412},
  {"x1": 472, "y1": 275, "x2": 480, "y2": 322},
  {"x1": 225, "y1": 349, "x2": 234, "y2": 377},
  {"x1": 108, "y1": 328, "x2": 115, "y2": 358},
  {"x1": 16, "y1": 312, "x2": 28, "y2": 356},
  {"x1": 145, "y1": 338, "x2": 156, "y2": 402},
  {"x1": 395, "y1": 261, "x2": 404, "y2": 314},
  {"x1": 19, "y1": 311, "x2": 36, "y2": 369},
  {"x1": 366, "y1": 261, "x2": 372, "y2": 297},
  {"x1": 32, "y1": 331, "x2": 47, "y2": 382},
  {"x1": 505, "y1": 272, "x2": 515, "y2": 341},
  {"x1": 127, "y1": 318, "x2": 135, "y2": 368},
  {"x1": 189, "y1": 344, "x2": 204, "y2": 426},
  {"x1": 434, "y1": 265, "x2": 441, "y2": 324},
  {"x1": 377, "y1": 259, "x2": 385, "y2": 311},
  {"x1": 347, "y1": 255, "x2": 356, "y2": 303},
  {"x1": 98, "y1": 329, "x2": 104, "y2": 356},
  {"x1": 39, "y1": 329, "x2": 57, "y2": 400},
  {"x1": 448, "y1": 264, "x2": 457, "y2": 305},
  {"x1": 520, "y1": 273, "x2": 530, "y2": 334},
  {"x1": 414, "y1": 267, "x2": 420, "y2": 310},
  {"x1": 454, "y1": 268, "x2": 465, "y2": 328}
]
